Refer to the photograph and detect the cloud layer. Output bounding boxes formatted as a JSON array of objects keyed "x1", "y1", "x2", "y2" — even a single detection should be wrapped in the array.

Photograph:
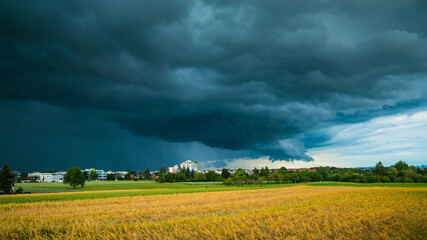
[{"x1": 1, "y1": 0, "x2": 426, "y2": 167}]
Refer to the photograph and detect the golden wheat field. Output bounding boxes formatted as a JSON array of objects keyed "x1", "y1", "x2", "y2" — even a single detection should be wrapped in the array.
[{"x1": 1, "y1": 186, "x2": 426, "y2": 239}]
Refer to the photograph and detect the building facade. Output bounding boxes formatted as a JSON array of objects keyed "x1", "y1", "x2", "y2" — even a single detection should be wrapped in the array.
[
  {"x1": 180, "y1": 160, "x2": 198, "y2": 171},
  {"x1": 32, "y1": 172, "x2": 66, "y2": 182},
  {"x1": 82, "y1": 169, "x2": 107, "y2": 181},
  {"x1": 169, "y1": 160, "x2": 198, "y2": 173},
  {"x1": 168, "y1": 165, "x2": 179, "y2": 173}
]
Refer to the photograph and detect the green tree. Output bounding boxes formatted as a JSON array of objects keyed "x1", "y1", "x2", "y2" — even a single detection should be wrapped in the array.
[
  {"x1": 166, "y1": 173, "x2": 177, "y2": 182},
  {"x1": 260, "y1": 166, "x2": 269, "y2": 177},
  {"x1": 386, "y1": 167, "x2": 398, "y2": 181},
  {"x1": 221, "y1": 168, "x2": 231, "y2": 179},
  {"x1": 0, "y1": 162, "x2": 14, "y2": 193},
  {"x1": 392, "y1": 161, "x2": 409, "y2": 173},
  {"x1": 63, "y1": 167, "x2": 85, "y2": 189},
  {"x1": 185, "y1": 167, "x2": 191, "y2": 179},
  {"x1": 257, "y1": 176, "x2": 265, "y2": 186},
  {"x1": 83, "y1": 171, "x2": 89, "y2": 181},
  {"x1": 193, "y1": 172, "x2": 206, "y2": 182},
  {"x1": 205, "y1": 171, "x2": 219, "y2": 181},
  {"x1": 290, "y1": 172, "x2": 299, "y2": 183},
  {"x1": 381, "y1": 176, "x2": 391, "y2": 183},
  {"x1": 267, "y1": 173, "x2": 275, "y2": 184},
  {"x1": 233, "y1": 170, "x2": 247, "y2": 187},
  {"x1": 159, "y1": 165, "x2": 167, "y2": 175},
  {"x1": 15, "y1": 186, "x2": 24, "y2": 194},
  {"x1": 177, "y1": 172, "x2": 188, "y2": 182},
  {"x1": 311, "y1": 172, "x2": 321, "y2": 182},
  {"x1": 315, "y1": 166, "x2": 331, "y2": 181},
  {"x1": 374, "y1": 161, "x2": 386, "y2": 176},
  {"x1": 106, "y1": 173, "x2": 116, "y2": 181},
  {"x1": 247, "y1": 179, "x2": 255, "y2": 185},
  {"x1": 143, "y1": 168, "x2": 151, "y2": 180},
  {"x1": 277, "y1": 174, "x2": 285, "y2": 183},
  {"x1": 222, "y1": 178, "x2": 233, "y2": 186},
  {"x1": 341, "y1": 173, "x2": 353, "y2": 182},
  {"x1": 157, "y1": 173, "x2": 166, "y2": 183},
  {"x1": 393, "y1": 177, "x2": 403, "y2": 183},
  {"x1": 404, "y1": 168, "x2": 419, "y2": 182},
  {"x1": 90, "y1": 169, "x2": 99, "y2": 181},
  {"x1": 277, "y1": 167, "x2": 287, "y2": 176}
]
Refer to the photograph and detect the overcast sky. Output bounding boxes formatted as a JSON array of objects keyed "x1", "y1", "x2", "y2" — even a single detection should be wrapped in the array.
[{"x1": 1, "y1": 0, "x2": 426, "y2": 171}]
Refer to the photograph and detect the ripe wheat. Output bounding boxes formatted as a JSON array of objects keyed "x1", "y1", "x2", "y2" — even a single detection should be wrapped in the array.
[{"x1": 1, "y1": 186, "x2": 426, "y2": 239}]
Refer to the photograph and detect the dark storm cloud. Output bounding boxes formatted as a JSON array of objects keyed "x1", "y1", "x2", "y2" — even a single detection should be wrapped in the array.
[{"x1": 1, "y1": 0, "x2": 427, "y2": 163}]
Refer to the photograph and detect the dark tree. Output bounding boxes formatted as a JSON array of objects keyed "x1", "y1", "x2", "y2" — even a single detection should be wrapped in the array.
[
  {"x1": 260, "y1": 166, "x2": 269, "y2": 177},
  {"x1": 221, "y1": 168, "x2": 231, "y2": 179},
  {"x1": 257, "y1": 176, "x2": 265, "y2": 186},
  {"x1": 90, "y1": 169, "x2": 99, "y2": 181},
  {"x1": 157, "y1": 173, "x2": 166, "y2": 183},
  {"x1": 392, "y1": 161, "x2": 409, "y2": 177},
  {"x1": 392, "y1": 161, "x2": 409, "y2": 171},
  {"x1": 315, "y1": 166, "x2": 331, "y2": 181},
  {"x1": 143, "y1": 168, "x2": 151, "y2": 180},
  {"x1": 160, "y1": 165, "x2": 167, "y2": 175},
  {"x1": 185, "y1": 167, "x2": 191, "y2": 178},
  {"x1": 107, "y1": 173, "x2": 116, "y2": 181},
  {"x1": 15, "y1": 186, "x2": 24, "y2": 194},
  {"x1": 277, "y1": 167, "x2": 288, "y2": 176},
  {"x1": 63, "y1": 167, "x2": 85, "y2": 189},
  {"x1": 177, "y1": 172, "x2": 188, "y2": 182},
  {"x1": 290, "y1": 172, "x2": 299, "y2": 183},
  {"x1": 0, "y1": 162, "x2": 14, "y2": 193},
  {"x1": 205, "y1": 171, "x2": 219, "y2": 181},
  {"x1": 83, "y1": 171, "x2": 89, "y2": 181},
  {"x1": 166, "y1": 173, "x2": 177, "y2": 182},
  {"x1": 375, "y1": 161, "x2": 386, "y2": 176},
  {"x1": 267, "y1": 173, "x2": 275, "y2": 184}
]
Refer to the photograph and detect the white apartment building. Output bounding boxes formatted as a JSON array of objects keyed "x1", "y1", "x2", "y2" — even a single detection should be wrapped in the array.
[
  {"x1": 169, "y1": 160, "x2": 198, "y2": 173},
  {"x1": 180, "y1": 160, "x2": 198, "y2": 171},
  {"x1": 35, "y1": 172, "x2": 65, "y2": 182},
  {"x1": 168, "y1": 165, "x2": 179, "y2": 173}
]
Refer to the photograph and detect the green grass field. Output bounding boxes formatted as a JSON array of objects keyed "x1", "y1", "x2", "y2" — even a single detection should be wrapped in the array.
[
  {"x1": 3, "y1": 181, "x2": 425, "y2": 205},
  {"x1": 15, "y1": 180, "x2": 170, "y2": 193}
]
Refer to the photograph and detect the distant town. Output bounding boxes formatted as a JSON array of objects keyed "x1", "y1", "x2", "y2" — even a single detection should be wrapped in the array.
[
  {"x1": 10, "y1": 159, "x2": 427, "y2": 184},
  {"x1": 14, "y1": 159, "x2": 320, "y2": 183}
]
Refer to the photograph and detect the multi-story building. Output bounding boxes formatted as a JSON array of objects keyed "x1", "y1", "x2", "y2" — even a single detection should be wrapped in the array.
[
  {"x1": 168, "y1": 165, "x2": 179, "y2": 173},
  {"x1": 169, "y1": 160, "x2": 198, "y2": 173},
  {"x1": 82, "y1": 169, "x2": 107, "y2": 181},
  {"x1": 180, "y1": 160, "x2": 198, "y2": 171},
  {"x1": 35, "y1": 172, "x2": 65, "y2": 182}
]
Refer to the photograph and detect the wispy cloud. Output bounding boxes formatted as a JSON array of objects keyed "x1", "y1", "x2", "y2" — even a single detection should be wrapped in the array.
[{"x1": 306, "y1": 110, "x2": 427, "y2": 167}]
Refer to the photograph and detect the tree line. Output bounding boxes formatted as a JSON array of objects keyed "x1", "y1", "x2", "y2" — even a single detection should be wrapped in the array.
[
  {"x1": 1, "y1": 160, "x2": 425, "y2": 193},
  {"x1": 64, "y1": 161, "x2": 427, "y2": 186},
  {"x1": 151, "y1": 161, "x2": 426, "y2": 186}
]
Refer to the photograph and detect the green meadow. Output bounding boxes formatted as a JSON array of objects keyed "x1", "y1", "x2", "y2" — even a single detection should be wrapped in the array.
[{"x1": 2, "y1": 181, "x2": 425, "y2": 205}]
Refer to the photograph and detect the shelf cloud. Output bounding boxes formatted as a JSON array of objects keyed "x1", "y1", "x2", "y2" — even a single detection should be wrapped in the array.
[{"x1": 1, "y1": 0, "x2": 426, "y2": 170}]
